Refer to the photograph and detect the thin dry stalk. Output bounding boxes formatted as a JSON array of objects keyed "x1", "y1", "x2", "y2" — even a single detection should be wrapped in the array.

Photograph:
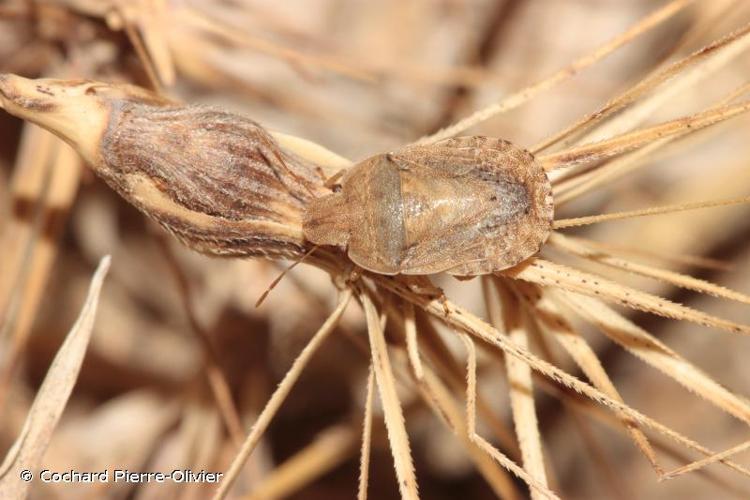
[
  {"x1": 505, "y1": 259, "x2": 750, "y2": 335},
  {"x1": 549, "y1": 233, "x2": 750, "y2": 304},
  {"x1": 157, "y1": 238, "x2": 244, "y2": 447},
  {"x1": 243, "y1": 424, "x2": 356, "y2": 500},
  {"x1": 414, "y1": 311, "x2": 520, "y2": 455},
  {"x1": 403, "y1": 302, "x2": 424, "y2": 381},
  {"x1": 357, "y1": 366, "x2": 375, "y2": 500},
  {"x1": 212, "y1": 289, "x2": 352, "y2": 500},
  {"x1": 523, "y1": 311, "x2": 633, "y2": 500},
  {"x1": 0, "y1": 140, "x2": 82, "y2": 409},
  {"x1": 539, "y1": 100, "x2": 750, "y2": 170},
  {"x1": 360, "y1": 288, "x2": 419, "y2": 500},
  {"x1": 551, "y1": 80, "x2": 750, "y2": 205},
  {"x1": 414, "y1": 361, "x2": 522, "y2": 500},
  {"x1": 373, "y1": 276, "x2": 750, "y2": 477},
  {"x1": 483, "y1": 278, "x2": 550, "y2": 495},
  {"x1": 416, "y1": 0, "x2": 692, "y2": 144},
  {"x1": 457, "y1": 332, "x2": 559, "y2": 500},
  {"x1": 663, "y1": 439, "x2": 750, "y2": 480},
  {"x1": 533, "y1": 19, "x2": 750, "y2": 153},
  {"x1": 513, "y1": 282, "x2": 661, "y2": 475},
  {"x1": 554, "y1": 292, "x2": 750, "y2": 424},
  {"x1": 553, "y1": 196, "x2": 750, "y2": 229},
  {"x1": 548, "y1": 236, "x2": 734, "y2": 272}
]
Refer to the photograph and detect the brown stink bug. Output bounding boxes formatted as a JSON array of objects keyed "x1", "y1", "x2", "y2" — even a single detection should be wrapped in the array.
[{"x1": 303, "y1": 136, "x2": 554, "y2": 276}]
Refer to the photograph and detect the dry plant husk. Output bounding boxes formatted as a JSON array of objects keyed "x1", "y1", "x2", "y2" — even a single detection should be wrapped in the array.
[{"x1": 1, "y1": 1, "x2": 750, "y2": 499}]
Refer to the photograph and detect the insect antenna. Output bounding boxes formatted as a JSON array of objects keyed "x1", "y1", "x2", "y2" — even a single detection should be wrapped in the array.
[
  {"x1": 255, "y1": 245, "x2": 320, "y2": 307},
  {"x1": 553, "y1": 195, "x2": 750, "y2": 229}
]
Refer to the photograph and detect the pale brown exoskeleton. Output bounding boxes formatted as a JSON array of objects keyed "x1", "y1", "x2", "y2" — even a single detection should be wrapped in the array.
[{"x1": 303, "y1": 136, "x2": 554, "y2": 276}]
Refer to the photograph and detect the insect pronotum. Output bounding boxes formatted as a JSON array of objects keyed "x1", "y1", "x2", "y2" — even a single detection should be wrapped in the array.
[{"x1": 303, "y1": 136, "x2": 554, "y2": 276}]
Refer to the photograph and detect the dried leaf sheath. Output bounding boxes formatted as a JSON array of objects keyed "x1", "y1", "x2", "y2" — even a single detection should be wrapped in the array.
[{"x1": 0, "y1": 74, "x2": 327, "y2": 260}]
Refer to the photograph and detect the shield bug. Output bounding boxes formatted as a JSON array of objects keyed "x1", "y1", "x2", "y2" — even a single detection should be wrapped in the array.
[{"x1": 303, "y1": 136, "x2": 554, "y2": 276}]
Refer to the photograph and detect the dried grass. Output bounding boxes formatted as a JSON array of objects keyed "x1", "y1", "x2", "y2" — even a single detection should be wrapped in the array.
[{"x1": 1, "y1": 1, "x2": 750, "y2": 499}]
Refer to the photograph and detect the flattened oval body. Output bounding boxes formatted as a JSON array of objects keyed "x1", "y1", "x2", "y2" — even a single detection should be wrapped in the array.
[{"x1": 302, "y1": 136, "x2": 553, "y2": 276}]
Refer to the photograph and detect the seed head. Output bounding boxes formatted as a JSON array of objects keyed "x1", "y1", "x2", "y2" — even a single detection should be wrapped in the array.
[{"x1": 0, "y1": 74, "x2": 328, "y2": 259}]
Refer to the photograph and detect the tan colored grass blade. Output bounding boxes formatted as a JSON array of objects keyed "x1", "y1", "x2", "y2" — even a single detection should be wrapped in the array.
[
  {"x1": 371, "y1": 275, "x2": 750, "y2": 477},
  {"x1": 525, "y1": 356, "x2": 749, "y2": 496},
  {"x1": 269, "y1": 131, "x2": 352, "y2": 176},
  {"x1": 0, "y1": 125, "x2": 54, "y2": 324},
  {"x1": 514, "y1": 281, "x2": 661, "y2": 475},
  {"x1": 244, "y1": 425, "x2": 356, "y2": 500},
  {"x1": 539, "y1": 99, "x2": 750, "y2": 170},
  {"x1": 523, "y1": 311, "x2": 633, "y2": 499},
  {"x1": 118, "y1": 10, "x2": 165, "y2": 93},
  {"x1": 131, "y1": 3, "x2": 176, "y2": 86},
  {"x1": 413, "y1": 0, "x2": 690, "y2": 145},
  {"x1": 548, "y1": 235, "x2": 733, "y2": 272},
  {"x1": 533, "y1": 20, "x2": 750, "y2": 154},
  {"x1": 553, "y1": 140, "x2": 665, "y2": 206},
  {"x1": 358, "y1": 366, "x2": 375, "y2": 500},
  {"x1": 337, "y1": 306, "x2": 520, "y2": 499},
  {"x1": 414, "y1": 312, "x2": 520, "y2": 455},
  {"x1": 0, "y1": 255, "x2": 110, "y2": 498},
  {"x1": 457, "y1": 332, "x2": 559, "y2": 500},
  {"x1": 553, "y1": 196, "x2": 750, "y2": 229},
  {"x1": 412, "y1": 355, "x2": 531, "y2": 499},
  {"x1": 531, "y1": 367, "x2": 750, "y2": 497},
  {"x1": 0, "y1": 140, "x2": 82, "y2": 412},
  {"x1": 369, "y1": 302, "x2": 521, "y2": 498},
  {"x1": 552, "y1": 79, "x2": 750, "y2": 205},
  {"x1": 553, "y1": 291, "x2": 750, "y2": 424},
  {"x1": 553, "y1": 86, "x2": 750, "y2": 207},
  {"x1": 212, "y1": 289, "x2": 352, "y2": 500},
  {"x1": 0, "y1": 130, "x2": 55, "y2": 344},
  {"x1": 112, "y1": 1, "x2": 176, "y2": 86},
  {"x1": 414, "y1": 363, "x2": 522, "y2": 500},
  {"x1": 360, "y1": 289, "x2": 420, "y2": 500},
  {"x1": 482, "y1": 278, "x2": 550, "y2": 495},
  {"x1": 403, "y1": 302, "x2": 424, "y2": 380},
  {"x1": 504, "y1": 258, "x2": 750, "y2": 335},
  {"x1": 549, "y1": 233, "x2": 750, "y2": 304},
  {"x1": 663, "y1": 440, "x2": 750, "y2": 480}
]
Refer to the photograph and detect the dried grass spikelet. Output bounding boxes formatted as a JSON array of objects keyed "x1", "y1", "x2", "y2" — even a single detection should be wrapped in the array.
[
  {"x1": 0, "y1": 74, "x2": 327, "y2": 261},
  {"x1": 3, "y1": 61, "x2": 750, "y2": 499}
]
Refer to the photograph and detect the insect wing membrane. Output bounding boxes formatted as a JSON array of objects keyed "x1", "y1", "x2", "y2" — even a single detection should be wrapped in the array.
[
  {"x1": 398, "y1": 158, "x2": 492, "y2": 274},
  {"x1": 396, "y1": 142, "x2": 552, "y2": 275}
]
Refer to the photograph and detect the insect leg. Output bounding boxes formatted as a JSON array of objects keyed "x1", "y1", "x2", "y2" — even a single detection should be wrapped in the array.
[
  {"x1": 401, "y1": 275, "x2": 449, "y2": 316},
  {"x1": 324, "y1": 168, "x2": 346, "y2": 189}
]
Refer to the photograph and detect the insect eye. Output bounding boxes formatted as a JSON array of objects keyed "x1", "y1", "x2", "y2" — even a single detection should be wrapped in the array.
[{"x1": 332, "y1": 183, "x2": 342, "y2": 193}]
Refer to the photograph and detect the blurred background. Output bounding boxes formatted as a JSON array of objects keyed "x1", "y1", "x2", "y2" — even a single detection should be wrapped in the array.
[{"x1": 1, "y1": 0, "x2": 749, "y2": 498}]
